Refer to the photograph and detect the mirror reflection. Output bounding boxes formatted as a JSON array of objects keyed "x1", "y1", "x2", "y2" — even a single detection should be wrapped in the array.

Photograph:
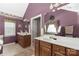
[
  {"x1": 44, "y1": 15, "x2": 62, "y2": 35},
  {"x1": 44, "y1": 15, "x2": 74, "y2": 37}
]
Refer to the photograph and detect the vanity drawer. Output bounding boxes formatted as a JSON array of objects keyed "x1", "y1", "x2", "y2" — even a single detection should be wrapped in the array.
[
  {"x1": 40, "y1": 45, "x2": 51, "y2": 56},
  {"x1": 35, "y1": 40, "x2": 40, "y2": 56},
  {"x1": 53, "y1": 44, "x2": 66, "y2": 55},
  {"x1": 66, "y1": 48, "x2": 78, "y2": 56},
  {"x1": 40, "y1": 41, "x2": 51, "y2": 49},
  {"x1": 35, "y1": 40, "x2": 40, "y2": 46},
  {"x1": 17, "y1": 35, "x2": 31, "y2": 48}
]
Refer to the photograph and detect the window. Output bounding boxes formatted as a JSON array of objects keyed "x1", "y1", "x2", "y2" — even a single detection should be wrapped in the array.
[
  {"x1": 47, "y1": 24, "x2": 61, "y2": 34},
  {"x1": 47, "y1": 24, "x2": 57, "y2": 34},
  {"x1": 4, "y1": 20, "x2": 16, "y2": 37}
]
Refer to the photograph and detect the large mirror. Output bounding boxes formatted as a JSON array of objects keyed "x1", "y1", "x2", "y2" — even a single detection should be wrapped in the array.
[
  {"x1": 44, "y1": 15, "x2": 62, "y2": 35},
  {"x1": 44, "y1": 14, "x2": 74, "y2": 37}
]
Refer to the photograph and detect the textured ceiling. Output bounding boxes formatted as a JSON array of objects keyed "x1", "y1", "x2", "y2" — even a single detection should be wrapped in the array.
[{"x1": 0, "y1": 3, "x2": 29, "y2": 17}]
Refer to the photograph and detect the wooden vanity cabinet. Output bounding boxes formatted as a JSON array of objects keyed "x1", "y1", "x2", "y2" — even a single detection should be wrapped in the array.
[
  {"x1": 17, "y1": 35, "x2": 31, "y2": 48},
  {"x1": 26, "y1": 35, "x2": 31, "y2": 46},
  {"x1": 35, "y1": 40, "x2": 40, "y2": 56},
  {"x1": 35, "y1": 40, "x2": 52, "y2": 56},
  {"x1": 52, "y1": 44, "x2": 66, "y2": 56},
  {"x1": 40, "y1": 41, "x2": 51, "y2": 56},
  {"x1": 66, "y1": 48, "x2": 79, "y2": 56},
  {"x1": 35, "y1": 40, "x2": 79, "y2": 56},
  {"x1": 40, "y1": 46, "x2": 51, "y2": 56}
]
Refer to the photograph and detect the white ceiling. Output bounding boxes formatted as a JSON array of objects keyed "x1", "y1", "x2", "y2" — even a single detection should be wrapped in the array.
[
  {"x1": 0, "y1": 3, "x2": 29, "y2": 17},
  {"x1": 60, "y1": 3, "x2": 79, "y2": 12}
]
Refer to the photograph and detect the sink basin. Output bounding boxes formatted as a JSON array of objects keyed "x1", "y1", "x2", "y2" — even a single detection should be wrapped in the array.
[
  {"x1": 17, "y1": 32, "x2": 31, "y2": 36},
  {"x1": 17, "y1": 32, "x2": 27, "y2": 36},
  {"x1": 49, "y1": 37, "x2": 57, "y2": 40},
  {"x1": 41, "y1": 35, "x2": 57, "y2": 40}
]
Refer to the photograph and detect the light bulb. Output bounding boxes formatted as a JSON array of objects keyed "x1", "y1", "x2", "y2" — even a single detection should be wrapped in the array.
[
  {"x1": 49, "y1": 3, "x2": 53, "y2": 10},
  {"x1": 52, "y1": 9, "x2": 55, "y2": 12},
  {"x1": 57, "y1": 8, "x2": 61, "y2": 10},
  {"x1": 54, "y1": 3, "x2": 61, "y2": 7},
  {"x1": 23, "y1": 19, "x2": 27, "y2": 22}
]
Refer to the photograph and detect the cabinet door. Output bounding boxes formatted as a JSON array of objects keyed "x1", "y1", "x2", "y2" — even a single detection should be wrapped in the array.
[
  {"x1": 35, "y1": 40, "x2": 40, "y2": 56},
  {"x1": 53, "y1": 44, "x2": 66, "y2": 56},
  {"x1": 16, "y1": 35, "x2": 19, "y2": 43},
  {"x1": 54, "y1": 52, "x2": 65, "y2": 56},
  {"x1": 40, "y1": 41, "x2": 51, "y2": 49},
  {"x1": 66, "y1": 48, "x2": 78, "y2": 56},
  {"x1": 25, "y1": 35, "x2": 31, "y2": 46},
  {"x1": 40, "y1": 46, "x2": 51, "y2": 56},
  {"x1": 19, "y1": 36, "x2": 26, "y2": 48},
  {"x1": 27, "y1": 35, "x2": 31, "y2": 46}
]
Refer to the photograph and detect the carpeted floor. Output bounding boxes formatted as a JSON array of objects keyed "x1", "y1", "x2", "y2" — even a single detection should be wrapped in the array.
[{"x1": 0, "y1": 43, "x2": 34, "y2": 56}]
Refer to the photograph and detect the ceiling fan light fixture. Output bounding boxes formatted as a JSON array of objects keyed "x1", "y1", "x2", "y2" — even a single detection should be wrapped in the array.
[
  {"x1": 49, "y1": 3, "x2": 54, "y2": 10},
  {"x1": 54, "y1": 3, "x2": 60, "y2": 7},
  {"x1": 57, "y1": 8, "x2": 61, "y2": 10},
  {"x1": 23, "y1": 18, "x2": 27, "y2": 22},
  {"x1": 52, "y1": 9, "x2": 55, "y2": 12}
]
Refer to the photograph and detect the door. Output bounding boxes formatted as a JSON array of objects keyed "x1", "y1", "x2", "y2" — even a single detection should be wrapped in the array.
[
  {"x1": 31, "y1": 17, "x2": 41, "y2": 46},
  {"x1": 31, "y1": 19, "x2": 37, "y2": 40},
  {"x1": 36, "y1": 17, "x2": 41, "y2": 37},
  {"x1": 32, "y1": 17, "x2": 41, "y2": 39},
  {"x1": 35, "y1": 40, "x2": 40, "y2": 56}
]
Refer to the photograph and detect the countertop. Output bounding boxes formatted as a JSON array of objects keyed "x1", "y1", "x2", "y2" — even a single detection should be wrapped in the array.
[
  {"x1": 35, "y1": 34, "x2": 79, "y2": 50},
  {"x1": 17, "y1": 32, "x2": 31, "y2": 36}
]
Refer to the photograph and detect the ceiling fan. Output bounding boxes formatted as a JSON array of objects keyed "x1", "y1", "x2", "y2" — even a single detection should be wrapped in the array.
[{"x1": 49, "y1": 3, "x2": 69, "y2": 12}]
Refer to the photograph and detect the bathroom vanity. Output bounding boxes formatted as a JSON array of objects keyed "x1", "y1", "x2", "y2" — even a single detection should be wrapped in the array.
[
  {"x1": 34, "y1": 34, "x2": 79, "y2": 56},
  {"x1": 17, "y1": 33, "x2": 31, "y2": 48}
]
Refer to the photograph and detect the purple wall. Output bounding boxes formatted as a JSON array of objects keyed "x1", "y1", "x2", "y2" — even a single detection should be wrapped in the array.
[
  {"x1": 4, "y1": 36, "x2": 16, "y2": 44},
  {"x1": 4, "y1": 20, "x2": 25, "y2": 44},
  {"x1": 4, "y1": 19, "x2": 25, "y2": 44},
  {"x1": 0, "y1": 15, "x2": 25, "y2": 44},
  {"x1": 23, "y1": 3, "x2": 78, "y2": 37},
  {"x1": 23, "y1": 3, "x2": 51, "y2": 20},
  {"x1": 77, "y1": 14, "x2": 79, "y2": 24},
  {"x1": 24, "y1": 3, "x2": 77, "y2": 26},
  {"x1": 73, "y1": 13, "x2": 79, "y2": 37},
  {"x1": 0, "y1": 16, "x2": 4, "y2": 35},
  {"x1": 16, "y1": 20, "x2": 24, "y2": 32},
  {"x1": 55, "y1": 10, "x2": 77, "y2": 26},
  {"x1": 44, "y1": 10, "x2": 77, "y2": 26},
  {"x1": 0, "y1": 3, "x2": 79, "y2": 44}
]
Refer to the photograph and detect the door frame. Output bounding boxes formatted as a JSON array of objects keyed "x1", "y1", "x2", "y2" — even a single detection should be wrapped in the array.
[{"x1": 31, "y1": 14, "x2": 42, "y2": 44}]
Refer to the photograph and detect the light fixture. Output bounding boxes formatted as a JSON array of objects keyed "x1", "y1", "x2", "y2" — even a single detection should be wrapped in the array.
[
  {"x1": 57, "y1": 8, "x2": 61, "y2": 10},
  {"x1": 0, "y1": 11, "x2": 22, "y2": 19},
  {"x1": 54, "y1": 3, "x2": 61, "y2": 7},
  {"x1": 52, "y1": 9, "x2": 55, "y2": 12},
  {"x1": 23, "y1": 18, "x2": 27, "y2": 22},
  {"x1": 49, "y1": 3, "x2": 64, "y2": 12},
  {"x1": 49, "y1": 3, "x2": 54, "y2": 10},
  {"x1": 23, "y1": 18, "x2": 30, "y2": 23}
]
